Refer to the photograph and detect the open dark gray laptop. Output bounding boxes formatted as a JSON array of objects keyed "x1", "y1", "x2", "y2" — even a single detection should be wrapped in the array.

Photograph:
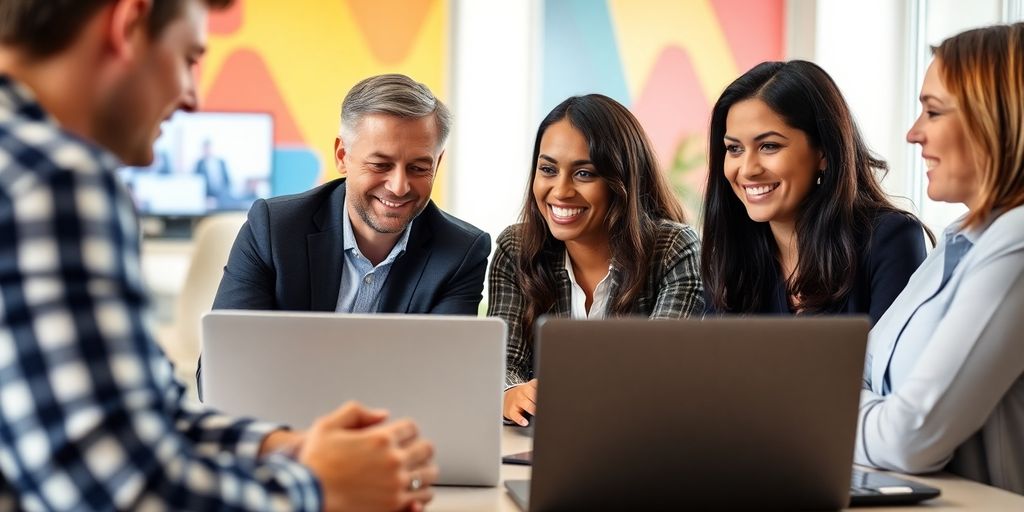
[{"x1": 504, "y1": 317, "x2": 940, "y2": 510}]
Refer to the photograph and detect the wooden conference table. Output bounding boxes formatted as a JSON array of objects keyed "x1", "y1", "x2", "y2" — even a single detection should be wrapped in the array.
[{"x1": 428, "y1": 427, "x2": 1024, "y2": 511}]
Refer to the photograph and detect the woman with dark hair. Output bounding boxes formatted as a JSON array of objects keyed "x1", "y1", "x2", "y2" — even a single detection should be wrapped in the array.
[
  {"x1": 701, "y1": 60, "x2": 928, "y2": 324},
  {"x1": 857, "y1": 23, "x2": 1024, "y2": 493},
  {"x1": 489, "y1": 94, "x2": 704, "y2": 426}
]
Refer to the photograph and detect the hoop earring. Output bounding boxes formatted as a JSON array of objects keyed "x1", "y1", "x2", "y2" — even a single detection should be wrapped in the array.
[{"x1": 816, "y1": 170, "x2": 824, "y2": 185}]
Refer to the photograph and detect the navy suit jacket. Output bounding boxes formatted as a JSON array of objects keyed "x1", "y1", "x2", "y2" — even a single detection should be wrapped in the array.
[
  {"x1": 212, "y1": 178, "x2": 491, "y2": 314},
  {"x1": 199, "y1": 179, "x2": 491, "y2": 396}
]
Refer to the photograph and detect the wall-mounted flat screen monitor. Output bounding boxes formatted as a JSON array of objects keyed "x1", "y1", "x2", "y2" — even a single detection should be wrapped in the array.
[{"x1": 117, "y1": 111, "x2": 274, "y2": 216}]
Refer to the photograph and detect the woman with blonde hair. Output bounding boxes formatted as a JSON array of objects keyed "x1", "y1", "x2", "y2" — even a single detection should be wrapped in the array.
[{"x1": 857, "y1": 23, "x2": 1024, "y2": 494}]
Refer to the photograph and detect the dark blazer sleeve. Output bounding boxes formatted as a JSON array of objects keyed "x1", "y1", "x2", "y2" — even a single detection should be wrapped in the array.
[
  {"x1": 211, "y1": 199, "x2": 278, "y2": 310},
  {"x1": 866, "y1": 213, "x2": 928, "y2": 324},
  {"x1": 428, "y1": 230, "x2": 491, "y2": 315},
  {"x1": 487, "y1": 226, "x2": 531, "y2": 387}
]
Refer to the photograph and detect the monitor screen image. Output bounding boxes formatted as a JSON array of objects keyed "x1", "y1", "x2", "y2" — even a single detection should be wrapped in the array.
[{"x1": 118, "y1": 111, "x2": 274, "y2": 216}]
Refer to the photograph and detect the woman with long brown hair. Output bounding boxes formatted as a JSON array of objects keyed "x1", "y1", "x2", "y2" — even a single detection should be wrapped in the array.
[
  {"x1": 701, "y1": 60, "x2": 929, "y2": 324},
  {"x1": 488, "y1": 94, "x2": 704, "y2": 426}
]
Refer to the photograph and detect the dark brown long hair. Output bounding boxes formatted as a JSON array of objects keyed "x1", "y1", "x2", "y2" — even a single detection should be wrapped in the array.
[
  {"x1": 701, "y1": 60, "x2": 930, "y2": 314},
  {"x1": 517, "y1": 94, "x2": 684, "y2": 337}
]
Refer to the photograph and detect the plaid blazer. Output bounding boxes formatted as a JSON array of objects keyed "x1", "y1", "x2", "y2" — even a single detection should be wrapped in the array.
[{"x1": 488, "y1": 220, "x2": 705, "y2": 387}]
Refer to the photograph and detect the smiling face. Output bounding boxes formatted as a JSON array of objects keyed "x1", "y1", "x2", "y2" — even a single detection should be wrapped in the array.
[
  {"x1": 906, "y1": 59, "x2": 981, "y2": 208},
  {"x1": 723, "y1": 98, "x2": 825, "y2": 228},
  {"x1": 336, "y1": 113, "x2": 442, "y2": 238},
  {"x1": 532, "y1": 118, "x2": 611, "y2": 247}
]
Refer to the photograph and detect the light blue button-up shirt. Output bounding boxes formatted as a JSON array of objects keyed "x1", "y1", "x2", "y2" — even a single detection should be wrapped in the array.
[
  {"x1": 335, "y1": 203, "x2": 412, "y2": 313},
  {"x1": 856, "y1": 205, "x2": 1024, "y2": 493}
]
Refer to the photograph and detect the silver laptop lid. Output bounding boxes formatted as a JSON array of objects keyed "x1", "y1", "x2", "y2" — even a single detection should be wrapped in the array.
[
  {"x1": 200, "y1": 310, "x2": 506, "y2": 486},
  {"x1": 528, "y1": 317, "x2": 868, "y2": 510}
]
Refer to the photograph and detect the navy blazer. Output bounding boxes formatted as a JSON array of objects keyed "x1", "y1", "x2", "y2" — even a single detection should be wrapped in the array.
[
  {"x1": 706, "y1": 211, "x2": 928, "y2": 325},
  {"x1": 198, "y1": 179, "x2": 491, "y2": 396},
  {"x1": 212, "y1": 178, "x2": 492, "y2": 314}
]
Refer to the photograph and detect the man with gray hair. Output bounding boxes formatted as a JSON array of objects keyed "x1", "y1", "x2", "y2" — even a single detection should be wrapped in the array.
[{"x1": 209, "y1": 73, "x2": 490, "y2": 327}]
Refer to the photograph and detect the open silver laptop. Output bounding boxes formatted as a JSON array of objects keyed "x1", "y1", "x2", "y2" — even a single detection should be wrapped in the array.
[
  {"x1": 505, "y1": 317, "x2": 940, "y2": 510},
  {"x1": 200, "y1": 310, "x2": 505, "y2": 486}
]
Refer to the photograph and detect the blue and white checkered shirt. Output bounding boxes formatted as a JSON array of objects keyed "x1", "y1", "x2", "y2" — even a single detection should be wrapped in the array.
[{"x1": 0, "y1": 76, "x2": 321, "y2": 510}]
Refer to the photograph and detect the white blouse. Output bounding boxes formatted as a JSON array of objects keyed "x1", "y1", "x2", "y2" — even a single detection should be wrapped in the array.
[{"x1": 563, "y1": 250, "x2": 614, "y2": 319}]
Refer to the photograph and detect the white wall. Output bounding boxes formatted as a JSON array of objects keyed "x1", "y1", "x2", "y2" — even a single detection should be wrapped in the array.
[
  {"x1": 805, "y1": 0, "x2": 911, "y2": 201},
  {"x1": 449, "y1": 0, "x2": 540, "y2": 242},
  {"x1": 797, "y1": 0, "x2": 1018, "y2": 234}
]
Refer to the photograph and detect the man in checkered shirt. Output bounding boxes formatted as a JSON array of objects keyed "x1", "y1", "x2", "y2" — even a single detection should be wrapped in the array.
[{"x1": 0, "y1": 1, "x2": 438, "y2": 510}]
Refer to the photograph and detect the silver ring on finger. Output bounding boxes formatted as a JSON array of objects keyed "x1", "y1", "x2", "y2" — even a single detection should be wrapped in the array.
[{"x1": 408, "y1": 472, "x2": 423, "y2": 492}]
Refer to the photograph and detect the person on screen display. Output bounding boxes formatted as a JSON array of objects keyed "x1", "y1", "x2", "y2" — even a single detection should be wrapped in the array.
[{"x1": 194, "y1": 137, "x2": 232, "y2": 207}]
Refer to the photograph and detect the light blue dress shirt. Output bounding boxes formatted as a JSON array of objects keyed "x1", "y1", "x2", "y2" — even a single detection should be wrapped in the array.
[
  {"x1": 335, "y1": 203, "x2": 412, "y2": 313},
  {"x1": 856, "y1": 205, "x2": 1024, "y2": 493}
]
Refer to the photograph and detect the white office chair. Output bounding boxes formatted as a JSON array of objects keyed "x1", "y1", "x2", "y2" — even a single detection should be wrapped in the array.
[{"x1": 159, "y1": 213, "x2": 247, "y2": 397}]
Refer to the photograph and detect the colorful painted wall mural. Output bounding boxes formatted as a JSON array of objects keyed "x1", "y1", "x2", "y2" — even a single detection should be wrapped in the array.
[
  {"x1": 196, "y1": 0, "x2": 783, "y2": 214},
  {"x1": 542, "y1": 0, "x2": 786, "y2": 216},
  {"x1": 199, "y1": 0, "x2": 450, "y2": 204}
]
